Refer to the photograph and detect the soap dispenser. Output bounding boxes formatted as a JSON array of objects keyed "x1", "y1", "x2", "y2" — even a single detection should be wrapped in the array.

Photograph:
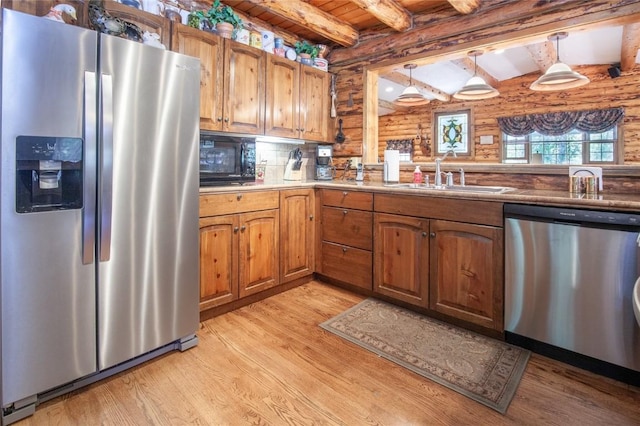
[{"x1": 413, "y1": 165, "x2": 422, "y2": 183}]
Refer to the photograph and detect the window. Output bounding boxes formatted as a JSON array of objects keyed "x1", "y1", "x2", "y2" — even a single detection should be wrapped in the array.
[
  {"x1": 433, "y1": 110, "x2": 472, "y2": 157},
  {"x1": 498, "y1": 108, "x2": 623, "y2": 165},
  {"x1": 502, "y1": 127, "x2": 618, "y2": 165}
]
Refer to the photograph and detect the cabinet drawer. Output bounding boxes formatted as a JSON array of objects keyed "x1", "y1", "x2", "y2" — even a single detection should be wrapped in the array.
[
  {"x1": 322, "y1": 206, "x2": 372, "y2": 250},
  {"x1": 374, "y1": 193, "x2": 503, "y2": 227},
  {"x1": 321, "y1": 242, "x2": 372, "y2": 290},
  {"x1": 200, "y1": 191, "x2": 279, "y2": 217},
  {"x1": 321, "y1": 189, "x2": 373, "y2": 210}
]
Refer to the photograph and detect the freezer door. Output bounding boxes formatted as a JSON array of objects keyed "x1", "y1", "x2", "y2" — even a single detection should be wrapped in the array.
[
  {"x1": 1, "y1": 10, "x2": 98, "y2": 405},
  {"x1": 97, "y1": 35, "x2": 200, "y2": 370}
]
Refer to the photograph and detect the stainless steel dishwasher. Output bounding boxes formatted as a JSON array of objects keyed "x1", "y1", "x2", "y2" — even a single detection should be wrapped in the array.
[{"x1": 504, "y1": 204, "x2": 640, "y2": 385}]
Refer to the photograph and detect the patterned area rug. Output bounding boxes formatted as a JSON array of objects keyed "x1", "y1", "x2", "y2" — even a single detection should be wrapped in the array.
[{"x1": 320, "y1": 298, "x2": 530, "y2": 414}]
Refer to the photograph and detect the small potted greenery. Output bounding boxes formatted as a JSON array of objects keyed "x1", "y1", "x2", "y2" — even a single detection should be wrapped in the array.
[
  {"x1": 294, "y1": 40, "x2": 319, "y2": 65},
  {"x1": 187, "y1": 0, "x2": 242, "y2": 39}
]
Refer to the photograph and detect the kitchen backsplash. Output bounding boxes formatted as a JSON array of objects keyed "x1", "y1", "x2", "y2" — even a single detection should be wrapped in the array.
[{"x1": 256, "y1": 142, "x2": 317, "y2": 183}]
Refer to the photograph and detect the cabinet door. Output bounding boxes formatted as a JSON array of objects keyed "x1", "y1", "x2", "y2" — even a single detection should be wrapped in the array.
[
  {"x1": 429, "y1": 220, "x2": 504, "y2": 331},
  {"x1": 101, "y1": 2, "x2": 171, "y2": 46},
  {"x1": 280, "y1": 189, "x2": 314, "y2": 283},
  {"x1": 300, "y1": 66, "x2": 330, "y2": 142},
  {"x1": 171, "y1": 23, "x2": 224, "y2": 131},
  {"x1": 238, "y1": 209, "x2": 279, "y2": 297},
  {"x1": 265, "y1": 55, "x2": 300, "y2": 138},
  {"x1": 199, "y1": 215, "x2": 238, "y2": 311},
  {"x1": 374, "y1": 213, "x2": 430, "y2": 307},
  {"x1": 224, "y1": 40, "x2": 266, "y2": 134}
]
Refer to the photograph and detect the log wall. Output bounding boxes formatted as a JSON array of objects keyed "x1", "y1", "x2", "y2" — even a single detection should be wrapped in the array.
[{"x1": 378, "y1": 65, "x2": 640, "y2": 164}]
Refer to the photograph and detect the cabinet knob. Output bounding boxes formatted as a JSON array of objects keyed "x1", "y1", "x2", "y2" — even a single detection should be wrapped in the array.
[
  {"x1": 342, "y1": 210, "x2": 348, "y2": 215},
  {"x1": 234, "y1": 226, "x2": 239, "y2": 233},
  {"x1": 430, "y1": 232, "x2": 436, "y2": 238},
  {"x1": 300, "y1": 128, "x2": 305, "y2": 132},
  {"x1": 224, "y1": 117, "x2": 229, "y2": 123},
  {"x1": 422, "y1": 232, "x2": 428, "y2": 237},
  {"x1": 237, "y1": 194, "x2": 243, "y2": 201},
  {"x1": 240, "y1": 225, "x2": 246, "y2": 232},
  {"x1": 309, "y1": 214, "x2": 314, "y2": 221},
  {"x1": 342, "y1": 191, "x2": 348, "y2": 196},
  {"x1": 217, "y1": 117, "x2": 223, "y2": 122},
  {"x1": 342, "y1": 247, "x2": 347, "y2": 253}
]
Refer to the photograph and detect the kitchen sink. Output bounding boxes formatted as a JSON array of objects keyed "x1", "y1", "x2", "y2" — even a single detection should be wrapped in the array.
[{"x1": 386, "y1": 183, "x2": 516, "y2": 194}]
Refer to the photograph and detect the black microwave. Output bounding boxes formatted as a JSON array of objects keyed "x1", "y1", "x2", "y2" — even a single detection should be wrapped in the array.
[{"x1": 199, "y1": 133, "x2": 256, "y2": 186}]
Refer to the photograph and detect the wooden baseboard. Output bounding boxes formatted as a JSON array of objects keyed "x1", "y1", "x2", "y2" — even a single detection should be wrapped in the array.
[{"x1": 199, "y1": 275, "x2": 314, "y2": 322}]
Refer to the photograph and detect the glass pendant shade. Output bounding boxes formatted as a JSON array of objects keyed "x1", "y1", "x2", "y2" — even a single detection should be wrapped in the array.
[
  {"x1": 530, "y1": 62, "x2": 590, "y2": 91},
  {"x1": 530, "y1": 32, "x2": 590, "y2": 91},
  {"x1": 453, "y1": 76, "x2": 500, "y2": 100},
  {"x1": 453, "y1": 51, "x2": 499, "y2": 100},
  {"x1": 394, "y1": 64, "x2": 429, "y2": 106}
]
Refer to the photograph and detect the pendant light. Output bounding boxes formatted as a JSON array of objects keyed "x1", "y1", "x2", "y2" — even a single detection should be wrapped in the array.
[
  {"x1": 530, "y1": 32, "x2": 589, "y2": 91},
  {"x1": 394, "y1": 64, "x2": 429, "y2": 106},
  {"x1": 453, "y1": 50, "x2": 499, "y2": 100}
]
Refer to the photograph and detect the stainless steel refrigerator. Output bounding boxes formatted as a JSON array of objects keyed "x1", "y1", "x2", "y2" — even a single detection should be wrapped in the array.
[{"x1": 0, "y1": 9, "x2": 200, "y2": 423}]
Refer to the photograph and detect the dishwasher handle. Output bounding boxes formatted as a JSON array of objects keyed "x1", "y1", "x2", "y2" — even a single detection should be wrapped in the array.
[{"x1": 505, "y1": 203, "x2": 640, "y2": 228}]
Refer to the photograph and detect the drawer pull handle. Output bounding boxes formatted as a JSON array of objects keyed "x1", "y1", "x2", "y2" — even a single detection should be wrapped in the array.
[
  {"x1": 342, "y1": 210, "x2": 348, "y2": 215},
  {"x1": 309, "y1": 214, "x2": 314, "y2": 221},
  {"x1": 237, "y1": 194, "x2": 243, "y2": 201},
  {"x1": 342, "y1": 247, "x2": 347, "y2": 253},
  {"x1": 342, "y1": 191, "x2": 348, "y2": 196}
]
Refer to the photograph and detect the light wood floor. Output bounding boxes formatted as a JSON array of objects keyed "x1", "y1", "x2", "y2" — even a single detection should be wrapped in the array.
[{"x1": 17, "y1": 281, "x2": 640, "y2": 425}]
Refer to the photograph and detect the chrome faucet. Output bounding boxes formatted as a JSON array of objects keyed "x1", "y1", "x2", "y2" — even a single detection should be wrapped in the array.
[{"x1": 434, "y1": 149, "x2": 457, "y2": 187}]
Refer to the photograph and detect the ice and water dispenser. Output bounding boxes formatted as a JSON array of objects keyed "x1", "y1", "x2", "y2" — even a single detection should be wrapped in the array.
[{"x1": 15, "y1": 136, "x2": 83, "y2": 213}]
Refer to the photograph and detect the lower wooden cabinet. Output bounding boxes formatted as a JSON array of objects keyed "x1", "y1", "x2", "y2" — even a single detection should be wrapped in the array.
[
  {"x1": 280, "y1": 189, "x2": 315, "y2": 283},
  {"x1": 373, "y1": 213, "x2": 430, "y2": 307},
  {"x1": 429, "y1": 219, "x2": 504, "y2": 331},
  {"x1": 199, "y1": 202, "x2": 279, "y2": 311},
  {"x1": 320, "y1": 242, "x2": 372, "y2": 290}
]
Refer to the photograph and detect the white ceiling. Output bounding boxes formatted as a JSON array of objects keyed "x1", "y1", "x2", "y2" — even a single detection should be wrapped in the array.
[{"x1": 378, "y1": 26, "x2": 639, "y2": 115}]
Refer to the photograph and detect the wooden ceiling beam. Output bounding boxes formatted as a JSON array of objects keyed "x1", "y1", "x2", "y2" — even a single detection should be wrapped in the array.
[
  {"x1": 446, "y1": 0, "x2": 481, "y2": 14},
  {"x1": 621, "y1": 22, "x2": 640, "y2": 71},
  {"x1": 525, "y1": 40, "x2": 556, "y2": 72},
  {"x1": 382, "y1": 71, "x2": 451, "y2": 102},
  {"x1": 237, "y1": 0, "x2": 359, "y2": 47},
  {"x1": 379, "y1": 99, "x2": 397, "y2": 111},
  {"x1": 347, "y1": 0, "x2": 412, "y2": 32},
  {"x1": 451, "y1": 57, "x2": 499, "y2": 87}
]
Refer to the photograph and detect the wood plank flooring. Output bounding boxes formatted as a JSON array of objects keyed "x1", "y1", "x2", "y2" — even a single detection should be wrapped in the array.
[{"x1": 17, "y1": 281, "x2": 640, "y2": 425}]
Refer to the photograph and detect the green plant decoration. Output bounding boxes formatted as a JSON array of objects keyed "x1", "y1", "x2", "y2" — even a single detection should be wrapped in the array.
[
  {"x1": 294, "y1": 40, "x2": 319, "y2": 59},
  {"x1": 207, "y1": 0, "x2": 243, "y2": 29},
  {"x1": 186, "y1": 0, "x2": 243, "y2": 30}
]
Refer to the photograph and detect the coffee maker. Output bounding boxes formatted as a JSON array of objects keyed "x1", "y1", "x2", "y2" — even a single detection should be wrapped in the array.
[{"x1": 315, "y1": 145, "x2": 333, "y2": 180}]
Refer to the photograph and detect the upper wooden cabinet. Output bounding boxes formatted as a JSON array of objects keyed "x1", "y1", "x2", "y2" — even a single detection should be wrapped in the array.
[
  {"x1": 265, "y1": 55, "x2": 330, "y2": 142},
  {"x1": 172, "y1": 24, "x2": 265, "y2": 134},
  {"x1": 171, "y1": 24, "x2": 223, "y2": 131},
  {"x1": 299, "y1": 66, "x2": 331, "y2": 142},
  {"x1": 265, "y1": 55, "x2": 300, "y2": 139},
  {"x1": 5, "y1": 1, "x2": 171, "y2": 46}
]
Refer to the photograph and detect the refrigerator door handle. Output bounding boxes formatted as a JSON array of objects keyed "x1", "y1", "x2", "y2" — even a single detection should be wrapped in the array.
[
  {"x1": 83, "y1": 71, "x2": 97, "y2": 265},
  {"x1": 100, "y1": 73, "x2": 114, "y2": 262}
]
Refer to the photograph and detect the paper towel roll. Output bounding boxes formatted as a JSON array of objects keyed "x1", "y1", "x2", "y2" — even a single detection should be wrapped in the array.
[{"x1": 383, "y1": 150, "x2": 400, "y2": 183}]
